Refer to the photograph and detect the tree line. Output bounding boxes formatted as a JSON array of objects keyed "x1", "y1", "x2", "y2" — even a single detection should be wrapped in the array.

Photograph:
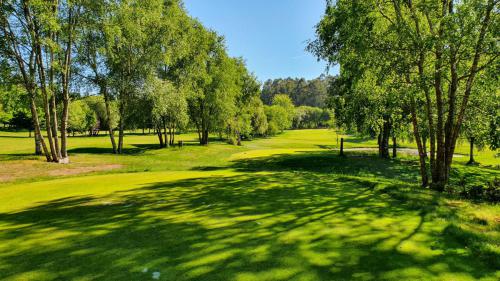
[
  {"x1": 309, "y1": 0, "x2": 499, "y2": 190},
  {"x1": 0, "y1": 0, "x2": 263, "y2": 160},
  {"x1": 261, "y1": 75, "x2": 333, "y2": 108},
  {"x1": 0, "y1": 0, "x2": 334, "y2": 162}
]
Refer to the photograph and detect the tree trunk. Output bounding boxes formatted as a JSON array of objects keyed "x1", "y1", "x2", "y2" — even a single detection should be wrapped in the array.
[
  {"x1": 59, "y1": 5, "x2": 75, "y2": 164},
  {"x1": 118, "y1": 124, "x2": 124, "y2": 154},
  {"x1": 417, "y1": 52, "x2": 436, "y2": 177},
  {"x1": 102, "y1": 85, "x2": 117, "y2": 154},
  {"x1": 201, "y1": 129, "x2": 209, "y2": 145},
  {"x1": 34, "y1": 27, "x2": 58, "y2": 162},
  {"x1": 30, "y1": 97, "x2": 51, "y2": 161},
  {"x1": 168, "y1": 126, "x2": 172, "y2": 146},
  {"x1": 340, "y1": 138, "x2": 344, "y2": 157},
  {"x1": 163, "y1": 118, "x2": 169, "y2": 148},
  {"x1": 422, "y1": 135, "x2": 428, "y2": 156},
  {"x1": 156, "y1": 126, "x2": 164, "y2": 148},
  {"x1": 392, "y1": 136, "x2": 397, "y2": 159},
  {"x1": 379, "y1": 120, "x2": 391, "y2": 159},
  {"x1": 197, "y1": 127, "x2": 202, "y2": 144},
  {"x1": 409, "y1": 96, "x2": 429, "y2": 187},
  {"x1": 59, "y1": 92, "x2": 70, "y2": 163},
  {"x1": 41, "y1": 90, "x2": 58, "y2": 162},
  {"x1": 50, "y1": 88, "x2": 62, "y2": 161},
  {"x1": 468, "y1": 137, "x2": 475, "y2": 165},
  {"x1": 429, "y1": 1, "x2": 448, "y2": 192},
  {"x1": 35, "y1": 132, "x2": 42, "y2": 155},
  {"x1": 170, "y1": 125, "x2": 175, "y2": 146},
  {"x1": 117, "y1": 101, "x2": 125, "y2": 154}
]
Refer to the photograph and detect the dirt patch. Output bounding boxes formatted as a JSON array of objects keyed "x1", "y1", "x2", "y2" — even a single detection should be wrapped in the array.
[
  {"x1": 48, "y1": 164, "x2": 123, "y2": 177},
  {"x1": 0, "y1": 174, "x2": 14, "y2": 182},
  {"x1": 0, "y1": 160, "x2": 44, "y2": 183}
]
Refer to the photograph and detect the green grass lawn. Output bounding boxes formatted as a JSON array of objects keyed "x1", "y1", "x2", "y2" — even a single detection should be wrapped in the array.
[{"x1": 0, "y1": 129, "x2": 498, "y2": 280}]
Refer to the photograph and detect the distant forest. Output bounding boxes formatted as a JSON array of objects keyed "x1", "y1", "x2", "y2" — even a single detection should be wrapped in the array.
[{"x1": 261, "y1": 75, "x2": 334, "y2": 108}]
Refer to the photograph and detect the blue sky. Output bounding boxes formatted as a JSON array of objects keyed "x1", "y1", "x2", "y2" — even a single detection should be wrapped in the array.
[{"x1": 183, "y1": 0, "x2": 338, "y2": 82}]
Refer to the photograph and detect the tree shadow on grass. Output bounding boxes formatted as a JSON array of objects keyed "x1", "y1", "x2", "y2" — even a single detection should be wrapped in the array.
[
  {"x1": 0, "y1": 161, "x2": 497, "y2": 280},
  {"x1": 228, "y1": 150, "x2": 420, "y2": 183},
  {"x1": 0, "y1": 153, "x2": 40, "y2": 161},
  {"x1": 0, "y1": 135, "x2": 31, "y2": 139},
  {"x1": 67, "y1": 147, "x2": 148, "y2": 155},
  {"x1": 343, "y1": 136, "x2": 376, "y2": 144}
]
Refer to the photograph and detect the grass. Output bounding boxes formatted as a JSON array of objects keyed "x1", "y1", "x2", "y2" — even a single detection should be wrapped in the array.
[{"x1": 0, "y1": 129, "x2": 498, "y2": 280}]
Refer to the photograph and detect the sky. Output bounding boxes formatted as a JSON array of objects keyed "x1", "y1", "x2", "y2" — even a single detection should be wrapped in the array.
[{"x1": 183, "y1": 0, "x2": 339, "y2": 82}]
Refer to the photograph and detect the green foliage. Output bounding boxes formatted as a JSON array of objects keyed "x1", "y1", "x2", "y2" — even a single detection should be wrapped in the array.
[
  {"x1": 0, "y1": 82, "x2": 30, "y2": 128},
  {"x1": 84, "y1": 96, "x2": 118, "y2": 131},
  {"x1": 249, "y1": 97, "x2": 268, "y2": 137},
  {"x1": 0, "y1": 130, "x2": 498, "y2": 280},
  {"x1": 265, "y1": 106, "x2": 289, "y2": 135},
  {"x1": 489, "y1": 113, "x2": 500, "y2": 150},
  {"x1": 68, "y1": 99, "x2": 97, "y2": 134},
  {"x1": 9, "y1": 111, "x2": 31, "y2": 130},
  {"x1": 293, "y1": 106, "x2": 333, "y2": 129},
  {"x1": 228, "y1": 65, "x2": 267, "y2": 139},
  {"x1": 462, "y1": 72, "x2": 500, "y2": 150},
  {"x1": 264, "y1": 94, "x2": 295, "y2": 135},
  {"x1": 147, "y1": 76, "x2": 189, "y2": 131},
  {"x1": 0, "y1": 104, "x2": 12, "y2": 126},
  {"x1": 309, "y1": 0, "x2": 499, "y2": 186},
  {"x1": 261, "y1": 75, "x2": 333, "y2": 107},
  {"x1": 183, "y1": 29, "x2": 246, "y2": 144},
  {"x1": 272, "y1": 94, "x2": 294, "y2": 110}
]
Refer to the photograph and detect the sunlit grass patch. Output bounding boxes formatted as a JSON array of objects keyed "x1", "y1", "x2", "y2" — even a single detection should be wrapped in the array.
[{"x1": 0, "y1": 129, "x2": 498, "y2": 280}]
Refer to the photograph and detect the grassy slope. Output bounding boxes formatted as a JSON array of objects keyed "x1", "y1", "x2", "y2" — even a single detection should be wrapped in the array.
[{"x1": 0, "y1": 129, "x2": 498, "y2": 281}]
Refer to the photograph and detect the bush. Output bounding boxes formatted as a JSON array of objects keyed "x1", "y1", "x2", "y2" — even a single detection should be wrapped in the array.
[
  {"x1": 293, "y1": 106, "x2": 333, "y2": 129},
  {"x1": 454, "y1": 176, "x2": 499, "y2": 203},
  {"x1": 485, "y1": 178, "x2": 500, "y2": 202}
]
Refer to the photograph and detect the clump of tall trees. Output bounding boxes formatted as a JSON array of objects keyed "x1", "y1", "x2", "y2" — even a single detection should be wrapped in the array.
[
  {"x1": 310, "y1": 0, "x2": 499, "y2": 190},
  {"x1": 1, "y1": 0, "x2": 268, "y2": 157},
  {"x1": 1, "y1": 0, "x2": 81, "y2": 163},
  {"x1": 261, "y1": 75, "x2": 333, "y2": 108}
]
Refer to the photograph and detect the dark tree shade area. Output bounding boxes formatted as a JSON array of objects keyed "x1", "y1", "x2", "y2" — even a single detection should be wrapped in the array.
[{"x1": 261, "y1": 75, "x2": 334, "y2": 108}]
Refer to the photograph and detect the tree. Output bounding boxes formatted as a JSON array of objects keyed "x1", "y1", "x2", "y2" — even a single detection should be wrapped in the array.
[
  {"x1": 9, "y1": 111, "x2": 31, "y2": 130},
  {"x1": 462, "y1": 72, "x2": 499, "y2": 164},
  {"x1": 83, "y1": 95, "x2": 118, "y2": 132},
  {"x1": 100, "y1": 0, "x2": 184, "y2": 153},
  {"x1": 0, "y1": 65, "x2": 43, "y2": 151},
  {"x1": 261, "y1": 75, "x2": 333, "y2": 107},
  {"x1": 227, "y1": 60, "x2": 266, "y2": 143},
  {"x1": 185, "y1": 28, "x2": 240, "y2": 145},
  {"x1": 68, "y1": 99, "x2": 96, "y2": 136},
  {"x1": 0, "y1": 104, "x2": 11, "y2": 127},
  {"x1": 293, "y1": 106, "x2": 333, "y2": 129},
  {"x1": 1, "y1": 0, "x2": 84, "y2": 163},
  {"x1": 147, "y1": 76, "x2": 188, "y2": 148},
  {"x1": 265, "y1": 94, "x2": 295, "y2": 135},
  {"x1": 310, "y1": 0, "x2": 499, "y2": 189},
  {"x1": 249, "y1": 97, "x2": 268, "y2": 137},
  {"x1": 75, "y1": 0, "x2": 117, "y2": 152}
]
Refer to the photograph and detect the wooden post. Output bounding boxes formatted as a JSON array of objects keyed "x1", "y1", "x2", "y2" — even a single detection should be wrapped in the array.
[{"x1": 340, "y1": 138, "x2": 344, "y2": 157}]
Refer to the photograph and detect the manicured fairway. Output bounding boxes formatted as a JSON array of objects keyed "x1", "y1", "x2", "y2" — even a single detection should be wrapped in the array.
[{"x1": 0, "y1": 130, "x2": 498, "y2": 280}]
